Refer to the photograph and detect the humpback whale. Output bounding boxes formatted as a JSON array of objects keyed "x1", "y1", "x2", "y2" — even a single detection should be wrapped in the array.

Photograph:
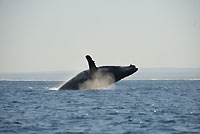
[{"x1": 59, "y1": 55, "x2": 138, "y2": 90}]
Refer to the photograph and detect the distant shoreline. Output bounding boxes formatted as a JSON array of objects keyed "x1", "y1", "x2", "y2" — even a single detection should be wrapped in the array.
[{"x1": 0, "y1": 68, "x2": 200, "y2": 81}]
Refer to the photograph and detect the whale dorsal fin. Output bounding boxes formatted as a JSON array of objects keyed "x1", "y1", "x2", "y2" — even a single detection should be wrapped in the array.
[{"x1": 86, "y1": 55, "x2": 98, "y2": 74}]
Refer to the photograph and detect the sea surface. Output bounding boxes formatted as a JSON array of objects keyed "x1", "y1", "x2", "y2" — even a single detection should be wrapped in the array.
[{"x1": 0, "y1": 80, "x2": 200, "y2": 134}]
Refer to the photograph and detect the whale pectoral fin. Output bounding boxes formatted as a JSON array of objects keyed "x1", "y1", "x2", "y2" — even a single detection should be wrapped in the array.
[{"x1": 86, "y1": 55, "x2": 98, "y2": 74}]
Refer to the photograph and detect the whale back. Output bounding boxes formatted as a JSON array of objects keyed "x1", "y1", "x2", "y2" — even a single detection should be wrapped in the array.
[
  {"x1": 59, "y1": 70, "x2": 91, "y2": 90},
  {"x1": 59, "y1": 67, "x2": 114, "y2": 90}
]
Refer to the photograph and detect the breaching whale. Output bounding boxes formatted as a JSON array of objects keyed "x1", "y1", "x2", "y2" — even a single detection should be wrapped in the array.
[{"x1": 59, "y1": 55, "x2": 138, "y2": 90}]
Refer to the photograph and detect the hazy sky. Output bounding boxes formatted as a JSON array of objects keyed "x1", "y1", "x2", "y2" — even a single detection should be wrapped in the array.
[{"x1": 0, "y1": 0, "x2": 200, "y2": 72}]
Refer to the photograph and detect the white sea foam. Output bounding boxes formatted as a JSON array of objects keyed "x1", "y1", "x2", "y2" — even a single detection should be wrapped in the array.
[
  {"x1": 79, "y1": 72, "x2": 115, "y2": 90},
  {"x1": 49, "y1": 87, "x2": 59, "y2": 90}
]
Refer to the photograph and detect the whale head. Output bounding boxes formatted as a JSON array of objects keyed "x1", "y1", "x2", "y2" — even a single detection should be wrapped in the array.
[
  {"x1": 112, "y1": 64, "x2": 138, "y2": 82},
  {"x1": 98, "y1": 64, "x2": 138, "y2": 82},
  {"x1": 120, "y1": 64, "x2": 138, "y2": 77}
]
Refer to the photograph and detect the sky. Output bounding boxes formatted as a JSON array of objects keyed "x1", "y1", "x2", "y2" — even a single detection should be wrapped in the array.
[{"x1": 0, "y1": 0, "x2": 200, "y2": 73}]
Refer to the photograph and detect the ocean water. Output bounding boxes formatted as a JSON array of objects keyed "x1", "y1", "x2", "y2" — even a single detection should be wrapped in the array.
[{"x1": 0, "y1": 80, "x2": 200, "y2": 134}]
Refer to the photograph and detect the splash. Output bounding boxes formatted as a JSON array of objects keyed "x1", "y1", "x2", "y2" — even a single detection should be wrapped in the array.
[
  {"x1": 79, "y1": 71, "x2": 115, "y2": 90},
  {"x1": 49, "y1": 87, "x2": 59, "y2": 90}
]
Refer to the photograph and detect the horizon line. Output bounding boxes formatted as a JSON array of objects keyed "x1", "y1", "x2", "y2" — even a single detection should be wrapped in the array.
[{"x1": 1, "y1": 67, "x2": 200, "y2": 74}]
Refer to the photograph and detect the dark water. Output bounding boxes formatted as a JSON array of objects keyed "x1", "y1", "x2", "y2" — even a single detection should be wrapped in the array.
[{"x1": 0, "y1": 80, "x2": 200, "y2": 134}]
